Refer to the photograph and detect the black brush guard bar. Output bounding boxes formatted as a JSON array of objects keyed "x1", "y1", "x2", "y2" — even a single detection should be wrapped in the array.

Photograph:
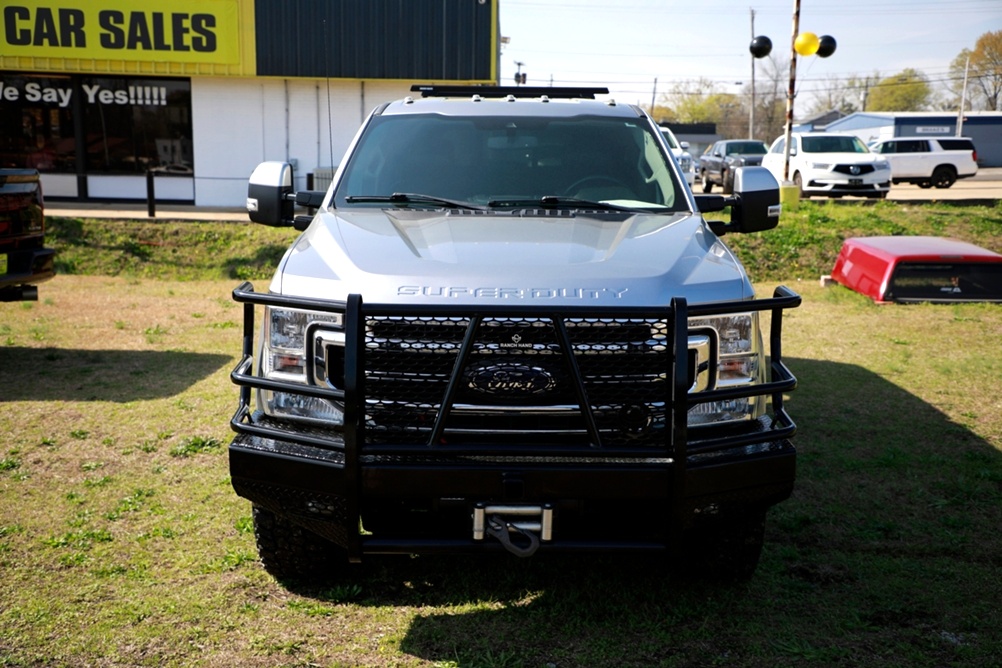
[
  {"x1": 230, "y1": 282, "x2": 798, "y2": 457},
  {"x1": 229, "y1": 284, "x2": 799, "y2": 556}
]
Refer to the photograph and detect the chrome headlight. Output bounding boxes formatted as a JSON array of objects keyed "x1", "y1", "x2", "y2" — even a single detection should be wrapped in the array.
[
  {"x1": 259, "y1": 306, "x2": 345, "y2": 425},
  {"x1": 686, "y1": 312, "x2": 765, "y2": 426}
]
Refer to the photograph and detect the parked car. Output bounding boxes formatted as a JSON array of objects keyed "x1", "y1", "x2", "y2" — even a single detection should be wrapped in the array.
[
  {"x1": 762, "y1": 132, "x2": 891, "y2": 199},
  {"x1": 699, "y1": 140, "x2": 769, "y2": 194},
  {"x1": 659, "y1": 126, "x2": 695, "y2": 186},
  {"x1": 868, "y1": 137, "x2": 978, "y2": 189}
]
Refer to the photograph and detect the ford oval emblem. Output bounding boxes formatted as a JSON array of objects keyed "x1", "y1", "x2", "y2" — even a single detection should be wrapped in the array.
[{"x1": 468, "y1": 363, "x2": 556, "y2": 396}]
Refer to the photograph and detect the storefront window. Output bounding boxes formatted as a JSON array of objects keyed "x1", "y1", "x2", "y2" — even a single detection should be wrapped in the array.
[
  {"x1": 81, "y1": 76, "x2": 192, "y2": 174},
  {"x1": 0, "y1": 73, "x2": 192, "y2": 175},
  {"x1": 0, "y1": 74, "x2": 75, "y2": 171}
]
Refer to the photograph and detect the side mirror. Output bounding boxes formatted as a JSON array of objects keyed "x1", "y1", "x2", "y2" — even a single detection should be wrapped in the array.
[
  {"x1": 247, "y1": 161, "x2": 295, "y2": 226},
  {"x1": 699, "y1": 166, "x2": 780, "y2": 235},
  {"x1": 680, "y1": 141, "x2": 690, "y2": 150},
  {"x1": 247, "y1": 162, "x2": 327, "y2": 229}
]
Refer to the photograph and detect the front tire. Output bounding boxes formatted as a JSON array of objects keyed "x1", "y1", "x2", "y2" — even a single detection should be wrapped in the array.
[
  {"x1": 683, "y1": 511, "x2": 767, "y2": 582},
  {"x1": 792, "y1": 172, "x2": 804, "y2": 197},
  {"x1": 252, "y1": 505, "x2": 347, "y2": 582}
]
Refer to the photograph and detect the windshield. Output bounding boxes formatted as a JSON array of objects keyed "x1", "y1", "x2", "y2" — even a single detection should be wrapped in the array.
[
  {"x1": 726, "y1": 141, "x2": 768, "y2": 155},
  {"x1": 801, "y1": 135, "x2": 870, "y2": 154},
  {"x1": 333, "y1": 114, "x2": 682, "y2": 210},
  {"x1": 659, "y1": 129, "x2": 679, "y2": 149}
]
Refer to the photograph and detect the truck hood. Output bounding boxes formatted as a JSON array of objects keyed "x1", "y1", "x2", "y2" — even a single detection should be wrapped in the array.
[{"x1": 271, "y1": 208, "x2": 754, "y2": 306}]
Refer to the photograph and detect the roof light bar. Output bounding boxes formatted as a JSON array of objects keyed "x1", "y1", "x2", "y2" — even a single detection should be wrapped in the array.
[{"x1": 410, "y1": 85, "x2": 610, "y2": 99}]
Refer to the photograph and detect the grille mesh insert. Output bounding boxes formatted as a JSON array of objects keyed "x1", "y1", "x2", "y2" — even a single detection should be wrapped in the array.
[{"x1": 359, "y1": 315, "x2": 669, "y2": 446}]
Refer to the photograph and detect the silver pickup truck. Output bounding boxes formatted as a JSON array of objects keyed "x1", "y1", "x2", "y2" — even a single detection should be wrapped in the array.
[{"x1": 229, "y1": 85, "x2": 800, "y2": 582}]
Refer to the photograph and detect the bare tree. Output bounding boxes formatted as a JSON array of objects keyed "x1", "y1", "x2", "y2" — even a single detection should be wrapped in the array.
[
  {"x1": 805, "y1": 74, "x2": 871, "y2": 116},
  {"x1": 751, "y1": 55, "x2": 788, "y2": 143},
  {"x1": 950, "y1": 31, "x2": 1002, "y2": 111}
]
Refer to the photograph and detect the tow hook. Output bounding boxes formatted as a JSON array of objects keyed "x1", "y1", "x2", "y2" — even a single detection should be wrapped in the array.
[{"x1": 473, "y1": 504, "x2": 552, "y2": 558}]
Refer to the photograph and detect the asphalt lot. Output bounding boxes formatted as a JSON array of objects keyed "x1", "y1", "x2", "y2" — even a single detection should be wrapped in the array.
[
  {"x1": 44, "y1": 167, "x2": 1002, "y2": 223},
  {"x1": 883, "y1": 166, "x2": 1001, "y2": 203}
]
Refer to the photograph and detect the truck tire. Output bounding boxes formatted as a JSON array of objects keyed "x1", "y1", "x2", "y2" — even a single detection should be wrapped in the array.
[
  {"x1": 252, "y1": 505, "x2": 346, "y2": 581},
  {"x1": 682, "y1": 510, "x2": 766, "y2": 581},
  {"x1": 931, "y1": 166, "x2": 956, "y2": 189}
]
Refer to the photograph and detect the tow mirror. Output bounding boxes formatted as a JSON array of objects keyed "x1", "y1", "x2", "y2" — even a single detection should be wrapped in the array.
[
  {"x1": 247, "y1": 162, "x2": 327, "y2": 229},
  {"x1": 247, "y1": 161, "x2": 295, "y2": 226},
  {"x1": 697, "y1": 166, "x2": 781, "y2": 235}
]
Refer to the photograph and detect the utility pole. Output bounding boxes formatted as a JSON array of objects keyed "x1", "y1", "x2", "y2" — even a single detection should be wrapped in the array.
[
  {"x1": 749, "y1": 8, "x2": 756, "y2": 139},
  {"x1": 781, "y1": 0, "x2": 800, "y2": 183},
  {"x1": 958, "y1": 56, "x2": 970, "y2": 136}
]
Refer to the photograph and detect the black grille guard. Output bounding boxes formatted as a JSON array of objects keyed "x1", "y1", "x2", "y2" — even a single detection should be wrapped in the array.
[{"x1": 229, "y1": 282, "x2": 800, "y2": 466}]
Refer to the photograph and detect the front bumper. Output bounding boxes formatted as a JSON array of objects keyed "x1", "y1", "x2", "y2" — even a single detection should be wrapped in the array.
[
  {"x1": 802, "y1": 172, "x2": 891, "y2": 197},
  {"x1": 230, "y1": 425, "x2": 796, "y2": 555},
  {"x1": 228, "y1": 284, "x2": 801, "y2": 559},
  {"x1": 0, "y1": 246, "x2": 55, "y2": 301}
]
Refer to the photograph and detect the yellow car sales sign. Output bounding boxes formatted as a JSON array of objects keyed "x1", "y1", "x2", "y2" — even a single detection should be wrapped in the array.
[{"x1": 2, "y1": 0, "x2": 241, "y2": 65}]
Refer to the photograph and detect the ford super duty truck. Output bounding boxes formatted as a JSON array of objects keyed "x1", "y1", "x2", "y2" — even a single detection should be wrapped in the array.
[
  {"x1": 228, "y1": 85, "x2": 800, "y2": 581},
  {"x1": 1, "y1": 169, "x2": 54, "y2": 302}
]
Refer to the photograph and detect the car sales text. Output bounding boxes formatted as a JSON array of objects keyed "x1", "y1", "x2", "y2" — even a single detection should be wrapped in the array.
[{"x1": 3, "y1": 6, "x2": 217, "y2": 53}]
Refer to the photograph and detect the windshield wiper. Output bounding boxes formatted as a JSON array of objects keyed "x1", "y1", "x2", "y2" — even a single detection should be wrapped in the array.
[
  {"x1": 487, "y1": 196, "x2": 637, "y2": 212},
  {"x1": 345, "y1": 193, "x2": 485, "y2": 210}
]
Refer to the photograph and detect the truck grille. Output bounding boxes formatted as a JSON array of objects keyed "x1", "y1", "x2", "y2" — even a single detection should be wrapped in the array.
[{"x1": 360, "y1": 315, "x2": 671, "y2": 447}]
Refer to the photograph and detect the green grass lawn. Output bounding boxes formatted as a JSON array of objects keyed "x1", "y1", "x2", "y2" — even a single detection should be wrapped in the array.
[{"x1": 0, "y1": 201, "x2": 999, "y2": 667}]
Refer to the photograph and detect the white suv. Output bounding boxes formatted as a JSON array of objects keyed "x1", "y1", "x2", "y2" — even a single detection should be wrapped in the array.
[
  {"x1": 868, "y1": 137, "x2": 978, "y2": 189},
  {"x1": 762, "y1": 132, "x2": 891, "y2": 199}
]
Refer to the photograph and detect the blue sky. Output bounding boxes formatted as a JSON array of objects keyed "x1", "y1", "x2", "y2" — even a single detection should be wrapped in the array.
[{"x1": 497, "y1": 0, "x2": 1002, "y2": 108}]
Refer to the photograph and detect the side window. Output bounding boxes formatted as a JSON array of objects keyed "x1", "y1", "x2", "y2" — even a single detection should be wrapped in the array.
[
  {"x1": 880, "y1": 141, "x2": 898, "y2": 154},
  {"x1": 771, "y1": 138, "x2": 785, "y2": 154},
  {"x1": 900, "y1": 140, "x2": 927, "y2": 153},
  {"x1": 938, "y1": 139, "x2": 973, "y2": 151}
]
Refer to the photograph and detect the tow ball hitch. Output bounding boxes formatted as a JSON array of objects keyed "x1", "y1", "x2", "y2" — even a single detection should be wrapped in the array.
[{"x1": 473, "y1": 504, "x2": 552, "y2": 557}]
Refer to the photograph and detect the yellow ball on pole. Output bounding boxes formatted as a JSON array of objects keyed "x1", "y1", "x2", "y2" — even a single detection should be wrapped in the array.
[{"x1": 794, "y1": 32, "x2": 820, "y2": 56}]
